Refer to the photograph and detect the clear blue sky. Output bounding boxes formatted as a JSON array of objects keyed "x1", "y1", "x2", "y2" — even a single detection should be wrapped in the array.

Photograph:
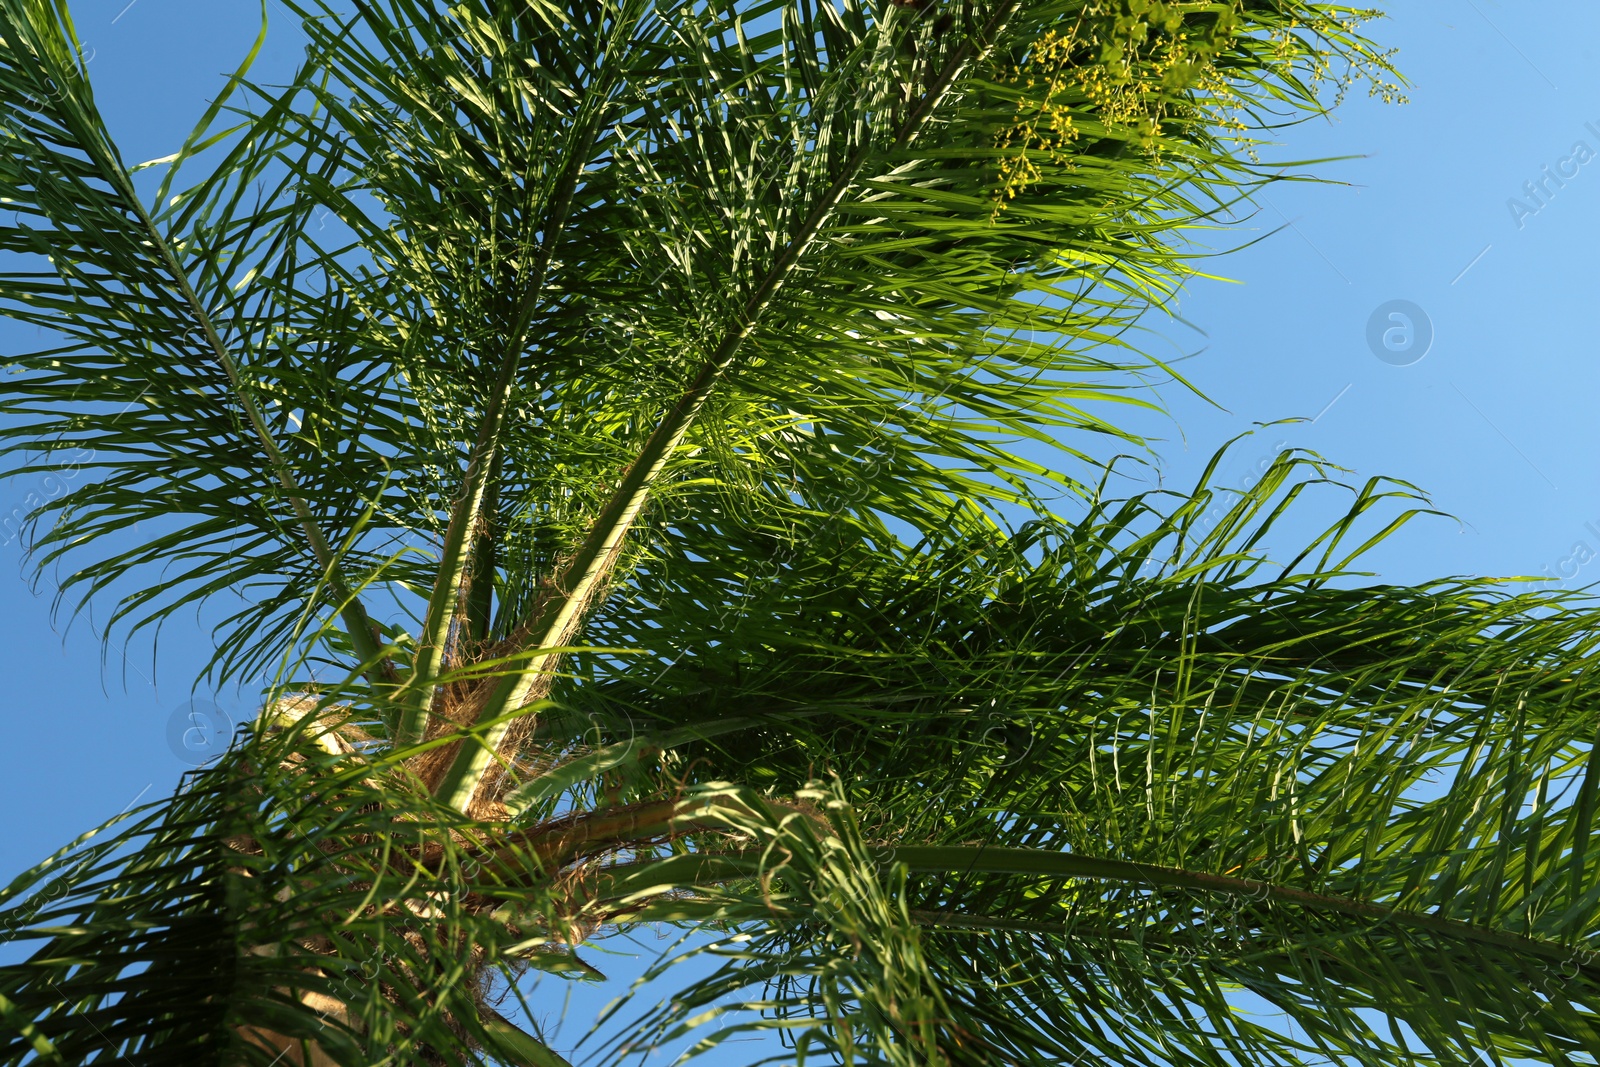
[{"x1": 1, "y1": 1, "x2": 1595, "y2": 1062}]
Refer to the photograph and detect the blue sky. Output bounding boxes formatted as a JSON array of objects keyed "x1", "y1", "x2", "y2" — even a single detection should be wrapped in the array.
[
  {"x1": 1116, "y1": 1, "x2": 1600, "y2": 591},
  {"x1": 0, "y1": 1, "x2": 1596, "y2": 1062}
]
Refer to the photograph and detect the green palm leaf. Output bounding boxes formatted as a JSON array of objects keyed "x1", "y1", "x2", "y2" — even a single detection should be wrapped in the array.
[
  {"x1": 0, "y1": 0, "x2": 394, "y2": 683},
  {"x1": 558, "y1": 443, "x2": 1600, "y2": 1064}
]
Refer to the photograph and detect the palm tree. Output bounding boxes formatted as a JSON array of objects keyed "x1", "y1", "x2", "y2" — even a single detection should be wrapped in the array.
[{"x1": 5, "y1": 0, "x2": 1598, "y2": 1064}]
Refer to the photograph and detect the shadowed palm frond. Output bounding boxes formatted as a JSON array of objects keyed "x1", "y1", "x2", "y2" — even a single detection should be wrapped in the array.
[{"x1": 553, "y1": 440, "x2": 1600, "y2": 1064}]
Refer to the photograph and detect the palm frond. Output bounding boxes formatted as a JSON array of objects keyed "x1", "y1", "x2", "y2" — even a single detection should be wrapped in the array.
[
  {"x1": 0, "y1": 718, "x2": 595, "y2": 1065},
  {"x1": 0, "y1": 0, "x2": 1397, "y2": 712},
  {"x1": 559, "y1": 438, "x2": 1600, "y2": 1064},
  {"x1": 0, "y1": 0, "x2": 394, "y2": 682}
]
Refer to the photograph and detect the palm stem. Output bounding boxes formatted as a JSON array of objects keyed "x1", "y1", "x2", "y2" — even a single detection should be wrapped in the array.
[
  {"x1": 576, "y1": 846, "x2": 1600, "y2": 970},
  {"x1": 112, "y1": 108, "x2": 392, "y2": 682},
  {"x1": 464, "y1": 449, "x2": 504, "y2": 645},
  {"x1": 399, "y1": 103, "x2": 610, "y2": 746},
  {"x1": 878, "y1": 845, "x2": 1597, "y2": 967}
]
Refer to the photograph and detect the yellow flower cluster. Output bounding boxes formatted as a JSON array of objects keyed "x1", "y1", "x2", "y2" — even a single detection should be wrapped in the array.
[{"x1": 990, "y1": 1, "x2": 1405, "y2": 212}]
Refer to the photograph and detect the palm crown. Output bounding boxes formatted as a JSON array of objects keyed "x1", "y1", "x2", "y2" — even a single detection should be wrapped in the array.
[{"x1": 6, "y1": 1, "x2": 1600, "y2": 1065}]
